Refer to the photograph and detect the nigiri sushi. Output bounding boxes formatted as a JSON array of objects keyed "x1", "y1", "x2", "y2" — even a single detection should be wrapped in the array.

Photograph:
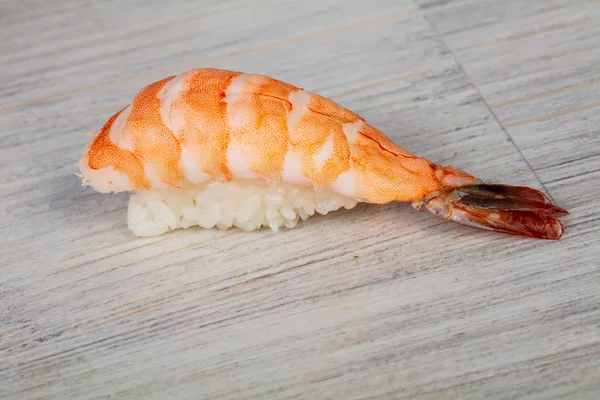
[{"x1": 77, "y1": 68, "x2": 567, "y2": 239}]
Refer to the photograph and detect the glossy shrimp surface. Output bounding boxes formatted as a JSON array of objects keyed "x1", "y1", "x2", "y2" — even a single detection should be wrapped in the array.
[
  {"x1": 79, "y1": 68, "x2": 475, "y2": 203},
  {"x1": 79, "y1": 68, "x2": 567, "y2": 239}
]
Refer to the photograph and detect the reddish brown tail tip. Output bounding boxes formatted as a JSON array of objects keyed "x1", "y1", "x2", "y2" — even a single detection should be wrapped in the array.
[{"x1": 424, "y1": 184, "x2": 568, "y2": 240}]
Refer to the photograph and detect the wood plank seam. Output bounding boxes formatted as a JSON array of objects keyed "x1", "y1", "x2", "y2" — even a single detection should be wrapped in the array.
[{"x1": 417, "y1": 7, "x2": 557, "y2": 202}]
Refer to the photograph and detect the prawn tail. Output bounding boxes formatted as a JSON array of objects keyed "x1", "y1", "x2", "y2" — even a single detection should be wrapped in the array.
[{"x1": 422, "y1": 183, "x2": 568, "y2": 240}]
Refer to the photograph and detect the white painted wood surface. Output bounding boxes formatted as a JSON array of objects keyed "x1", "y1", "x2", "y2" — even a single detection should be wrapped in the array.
[{"x1": 1, "y1": 1, "x2": 599, "y2": 398}]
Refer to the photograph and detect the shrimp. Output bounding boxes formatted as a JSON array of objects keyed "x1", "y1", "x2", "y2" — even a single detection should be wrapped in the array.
[{"x1": 78, "y1": 68, "x2": 567, "y2": 239}]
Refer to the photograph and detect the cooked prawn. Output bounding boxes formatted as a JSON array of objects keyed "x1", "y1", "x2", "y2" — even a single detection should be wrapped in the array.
[{"x1": 78, "y1": 68, "x2": 567, "y2": 239}]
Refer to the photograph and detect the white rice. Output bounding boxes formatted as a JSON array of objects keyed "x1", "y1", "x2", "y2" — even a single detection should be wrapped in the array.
[{"x1": 127, "y1": 179, "x2": 359, "y2": 236}]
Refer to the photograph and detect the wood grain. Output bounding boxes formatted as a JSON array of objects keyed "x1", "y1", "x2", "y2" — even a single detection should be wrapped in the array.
[{"x1": 1, "y1": 0, "x2": 599, "y2": 399}]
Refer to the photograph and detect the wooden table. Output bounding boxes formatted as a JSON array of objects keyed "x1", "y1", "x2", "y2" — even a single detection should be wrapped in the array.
[{"x1": 2, "y1": 1, "x2": 599, "y2": 398}]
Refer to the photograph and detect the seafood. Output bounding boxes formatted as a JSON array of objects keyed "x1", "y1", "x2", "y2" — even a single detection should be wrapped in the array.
[{"x1": 78, "y1": 68, "x2": 567, "y2": 239}]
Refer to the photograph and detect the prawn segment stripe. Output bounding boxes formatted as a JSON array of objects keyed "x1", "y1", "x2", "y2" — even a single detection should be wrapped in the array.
[{"x1": 81, "y1": 68, "x2": 449, "y2": 203}]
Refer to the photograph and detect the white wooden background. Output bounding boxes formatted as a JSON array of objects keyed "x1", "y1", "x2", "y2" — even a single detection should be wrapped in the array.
[{"x1": 1, "y1": 1, "x2": 599, "y2": 399}]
